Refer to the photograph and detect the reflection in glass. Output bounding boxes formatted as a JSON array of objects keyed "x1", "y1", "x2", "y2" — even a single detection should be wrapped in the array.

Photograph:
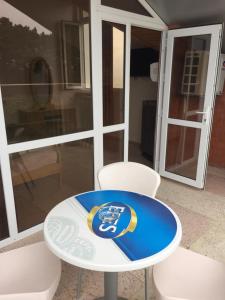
[
  {"x1": 0, "y1": 169, "x2": 9, "y2": 240},
  {"x1": 101, "y1": 0, "x2": 152, "y2": 17},
  {"x1": 165, "y1": 125, "x2": 201, "y2": 180},
  {"x1": 62, "y1": 21, "x2": 91, "y2": 89},
  {"x1": 102, "y1": 21, "x2": 125, "y2": 126},
  {"x1": 169, "y1": 35, "x2": 211, "y2": 122},
  {"x1": 0, "y1": 0, "x2": 93, "y2": 143},
  {"x1": 10, "y1": 139, "x2": 94, "y2": 232},
  {"x1": 2, "y1": 85, "x2": 92, "y2": 143},
  {"x1": 62, "y1": 21, "x2": 81, "y2": 88},
  {"x1": 29, "y1": 57, "x2": 52, "y2": 109},
  {"x1": 104, "y1": 131, "x2": 124, "y2": 165}
]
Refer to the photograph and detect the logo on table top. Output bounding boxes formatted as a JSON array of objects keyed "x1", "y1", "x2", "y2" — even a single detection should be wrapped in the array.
[{"x1": 87, "y1": 202, "x2": 137, "y2": 239}]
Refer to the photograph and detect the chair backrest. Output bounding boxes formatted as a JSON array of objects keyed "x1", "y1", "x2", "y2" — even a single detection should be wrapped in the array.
[
  {"x1": 98, "y1": 161, "x2": 161, "y2": 197},
  {"x1": 0, "y1": 241, "x2": 61, "y2": 296}
]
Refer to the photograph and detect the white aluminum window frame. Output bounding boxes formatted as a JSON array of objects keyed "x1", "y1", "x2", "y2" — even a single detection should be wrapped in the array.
[
  {"x1": 0, "y1": 0, "x2": 166, "y2": 247},
  {"x1": 93, "y1": 0, "x2": 166, "y2": 166}
]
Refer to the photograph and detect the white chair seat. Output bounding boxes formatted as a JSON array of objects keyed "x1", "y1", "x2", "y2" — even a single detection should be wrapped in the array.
[
  {"x1": 0, "y1": 241, "x2": 61, "y2": 300},
  {"x1": 153, "y1": 246, "x2": 225, "y2": 300}
]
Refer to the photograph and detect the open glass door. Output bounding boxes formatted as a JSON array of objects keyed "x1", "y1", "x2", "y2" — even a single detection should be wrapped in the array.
[{"x1": 159, "y1": 25, "x2": 222, "y2": 188}]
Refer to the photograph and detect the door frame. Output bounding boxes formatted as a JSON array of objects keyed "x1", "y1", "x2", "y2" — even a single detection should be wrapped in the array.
[
  {"x1": 156, "y1": 24, "x2": 222, "y2": 188},
  {"x1": 0, "y1": 0, "x2": 166, "y2": 247},
  {"x1": 154, "y1": 31, "x2": 167, "y2": 172},
  {"x1": 92, "y1": 0, "x2": 167, "y2": 172}
]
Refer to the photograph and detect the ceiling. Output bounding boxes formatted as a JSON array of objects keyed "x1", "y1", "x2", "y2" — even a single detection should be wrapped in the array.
[{"x1": 146, "y1": 0, "x2": 225, "y2": 50}]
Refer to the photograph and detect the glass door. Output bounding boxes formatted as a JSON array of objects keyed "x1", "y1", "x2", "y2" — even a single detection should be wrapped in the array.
[
  {"x1": 159, "y1": 25, "x2": 222, "y2": 188},
  {"x1": 102, "y1": 19, "x2": 127, "y2": 165}
]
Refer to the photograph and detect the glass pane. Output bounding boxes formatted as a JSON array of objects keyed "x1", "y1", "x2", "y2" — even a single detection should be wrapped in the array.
[
  {"x1": 101, "y1": 0, "x2": 152, "y2": 17},
  {"x1": 102, "y1": 21, "x2": 125, "y2": 126},
  {"x1": 104, "y1": 131, "x2": 124, "y2": 165},
  {"x1": 169, "y1": 35, "x2": 211, "y2": 122},
  {"x1": 165, "y1": 125, "x2": 201, "y2": 180},
  {"x1": 10, "y1": 139, "x2": 94, "y2": 232},
  {"x1": 0, "y1": 0, "x2": 93, "y2": 144},
  {"x1": 129, "y1": 26, "x2": 161, "y2": 168},
  {"x1": 2, "y1": 85, "x2": 92, "y2": 143},
  {"x1": 0, "y1": 169, "x2": 9, "y2": 240}
]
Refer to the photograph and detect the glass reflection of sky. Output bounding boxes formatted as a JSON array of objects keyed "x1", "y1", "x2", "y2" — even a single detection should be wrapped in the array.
[{"x1": 0, "y1": 0, "x2": 52, "y2": 35}]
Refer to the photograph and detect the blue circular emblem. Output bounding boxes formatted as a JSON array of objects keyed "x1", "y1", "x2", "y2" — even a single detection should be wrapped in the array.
[{"x1": 87, "y1": 202, "x2": 137, "y2": 239}]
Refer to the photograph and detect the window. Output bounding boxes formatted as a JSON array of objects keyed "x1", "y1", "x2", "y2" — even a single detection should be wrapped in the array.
[
  {"x1": 104, "y1": 131, "x2": 124, "y2": 165},
  {"x1": 10, "y1": 139, "x2": 94, "y2": 232},
  {"x1": 0, "y1": 0, "x2": 93, "y2": 144},
  {"x1": 102, "y1": 21, "x2": 126, "y2": 126}
]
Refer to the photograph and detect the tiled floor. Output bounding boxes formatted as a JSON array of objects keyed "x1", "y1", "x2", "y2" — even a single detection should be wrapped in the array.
[
  {"x1": 206, "y1": 166, "x2": 225, "y2": 197},
  {"x1": 2, "y1": 176, "x2": 225, "y2": 299}
]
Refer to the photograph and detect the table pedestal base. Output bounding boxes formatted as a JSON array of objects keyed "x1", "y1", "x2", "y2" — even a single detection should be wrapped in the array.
[{"x1": 95, "y1": 272, "x2": 128, "y2": 300}]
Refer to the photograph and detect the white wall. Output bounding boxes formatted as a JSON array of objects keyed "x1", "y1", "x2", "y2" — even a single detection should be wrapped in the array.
[{"x1": 129, "y1": 77, "x2": 158, "y2": 144}]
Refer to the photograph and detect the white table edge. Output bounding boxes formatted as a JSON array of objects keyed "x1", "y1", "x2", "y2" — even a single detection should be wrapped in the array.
[{"x1": 44, "y1": 190, "x2": 182, "y2": 272}]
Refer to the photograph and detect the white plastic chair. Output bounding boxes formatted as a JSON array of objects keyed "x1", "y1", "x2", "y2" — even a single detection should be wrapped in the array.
[
  {"x1": 98, "y1": 161, "x2": 160, "y2": 197},
  {"x1": 153, "y1": 246, "x2": 225, "y2": 300},
  {"x1": 98, "y1": 161, "x2": 161, "y2": 300},
  {"x1": 0, "y1": 241, "x2": 61, "y2": 300}
]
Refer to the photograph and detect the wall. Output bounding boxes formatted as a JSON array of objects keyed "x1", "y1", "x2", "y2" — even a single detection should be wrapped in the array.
[
  {"x1": 208, "y1": 88, "x2": 225, "y2": 168},
  {"x1": 129, "y1": 77, "x2": 158, "y2": 144}
]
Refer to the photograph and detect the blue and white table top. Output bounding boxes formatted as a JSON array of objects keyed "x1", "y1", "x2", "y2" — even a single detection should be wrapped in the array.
[{"x1": 44, "y1": 190, "x2": 182, "y2": 272}]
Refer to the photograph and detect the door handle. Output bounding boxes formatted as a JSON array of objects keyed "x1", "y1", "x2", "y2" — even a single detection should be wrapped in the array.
[
  {"x1": 196, "y1": 111, "x2": 208, "y2": 114},
  {"x1": 196, "y1": 107, "x2": 210, "y2": 124}
]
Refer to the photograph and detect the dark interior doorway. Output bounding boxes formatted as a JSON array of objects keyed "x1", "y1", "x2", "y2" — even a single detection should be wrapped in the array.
[{"x1": 128, "y1": 27, "x2": 161, "y2": 167}]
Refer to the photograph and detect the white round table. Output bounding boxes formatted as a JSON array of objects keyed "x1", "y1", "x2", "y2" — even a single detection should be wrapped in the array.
[{"x1": 44, "y1": 190, "x2": 182, "y2": 300}]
